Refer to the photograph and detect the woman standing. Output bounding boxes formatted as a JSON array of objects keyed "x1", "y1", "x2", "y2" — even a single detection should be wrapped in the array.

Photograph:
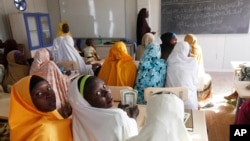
[{"x1": 136, "y1": 8, "x2": 155, "y2": 45}]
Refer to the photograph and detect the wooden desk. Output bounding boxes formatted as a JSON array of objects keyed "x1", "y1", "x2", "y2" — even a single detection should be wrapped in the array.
[
  {"x1": 112, "y1": 103, "x2": 208, "y2": 141},
  {"x1": 0, "y1": 93, "x2": 10, "y2": 120}
]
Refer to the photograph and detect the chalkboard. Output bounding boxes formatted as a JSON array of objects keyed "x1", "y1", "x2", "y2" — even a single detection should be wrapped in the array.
[
  {"x1": 60, "y1": 0, "x2": 125, "y2": 38},
  {"x1": 161, "y1": 0, "x2": 250, "y2": 34}
]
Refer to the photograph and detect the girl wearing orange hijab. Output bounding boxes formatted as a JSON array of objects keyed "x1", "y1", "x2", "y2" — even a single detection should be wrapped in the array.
[
  {"x1": 8, "y1": 75, "x2": 72, "y2": 141},
  {"x1": 98, "y1": 42, "x2": 137, "y2": 87}
]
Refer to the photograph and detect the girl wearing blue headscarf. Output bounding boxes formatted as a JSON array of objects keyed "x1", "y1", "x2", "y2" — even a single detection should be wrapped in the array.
[{"x1": 134, "y1": 42, "x2": 167, "y2": 104}]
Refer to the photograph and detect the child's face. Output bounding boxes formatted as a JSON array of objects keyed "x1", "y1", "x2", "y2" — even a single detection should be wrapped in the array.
[
  {"x1": 84, "y1": 77, "x2": 113, "y2": 108},
  {"x1": 30, "y1": 81, "x2": 56, "y2": 112}
]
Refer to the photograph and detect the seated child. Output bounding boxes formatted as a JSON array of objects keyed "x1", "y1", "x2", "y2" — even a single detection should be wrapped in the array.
[
  {"x1": 9, "y1": 75, "x2": 72, "y2": 141},
  {"x1": 68, "y1": 75, "x2": 139, "y2": 141},
  {"x1": 82, "y1": 38, "x2": 101, "y2": 64}
]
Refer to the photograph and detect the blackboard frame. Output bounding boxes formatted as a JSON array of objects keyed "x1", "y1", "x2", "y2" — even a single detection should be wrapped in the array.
[{"x1": 161, "y1": 0, "x2": 250, "y2": 34}]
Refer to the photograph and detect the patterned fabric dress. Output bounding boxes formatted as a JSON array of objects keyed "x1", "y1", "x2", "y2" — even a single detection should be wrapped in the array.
[{"x1": 134, "y1": 42, "x2": 167, "y2": 104}]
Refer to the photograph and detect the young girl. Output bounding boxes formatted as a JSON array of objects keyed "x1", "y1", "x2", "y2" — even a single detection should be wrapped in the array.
[
  {"x1": 68, "y1": 75, "x2": 139, "y2": 141},
  {"x1": 9, "y1": 75, "x2": 72, "y2": 141}
]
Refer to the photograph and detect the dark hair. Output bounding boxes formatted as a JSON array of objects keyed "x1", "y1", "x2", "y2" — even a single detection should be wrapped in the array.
[
  {"x1": 30, "y1": 75, "x2": 46, "y2": 92},
  {"x1": 62, "y1": 23, "x2": 69, "y2": 33},
  {"x1": 85, "y1": 38, "x2": 93, "y2": 46},
  {"x1": 3, "y1": 39, "x2": 18, "y2": 68}
]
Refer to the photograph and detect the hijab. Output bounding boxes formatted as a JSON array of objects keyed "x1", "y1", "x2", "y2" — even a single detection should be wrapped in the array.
[
  {"x1": 68, "y1": 75, "x2": 138, "y2": 141},
  {"x1": 166, "y1": 42, "x2": 199, "y2": 109},
  {"x1": 136, "y1": 8, "x2": 151, "y2": 45},
  {"x1": 56, "y1": 21, "x2": 72, "y2": 37},
  {"x1": 98, "y1": 42, "x2": 137, "y2": 87},
  {"x1": 160, "y1": 32, "x2": 177, "y2": 60},
  {"x1": 128, "y1": 93, "x2": 192, "y2": 141},
  {"x1": 2, "y1": 50, "x2": 30, "y2": 92},
  {"x1": 30, "y1": 48, "x2": 70, "y2": 109},
  {"x1": 135, "y1": 33, "x2": 155, "y2": 60},
  {"x1": 9, "y1": 75, "x2": 72, "y2": 141},
  {"x1": 184, "y1": 34, "x2": 205, "y2": 75}
]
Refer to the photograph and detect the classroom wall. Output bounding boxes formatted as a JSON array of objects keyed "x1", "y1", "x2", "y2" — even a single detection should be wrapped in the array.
[
  {"x1": 0, "y1": 0, "x2": 49, "y2": 41},
  {"x1": 0, "y1": 0, "x2": 250, "y2": 72},
  {"x1": 149, "y1": 0, "x2": 250, "y2": 72}
]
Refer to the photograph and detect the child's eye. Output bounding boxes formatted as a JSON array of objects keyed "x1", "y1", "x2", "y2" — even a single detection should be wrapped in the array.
[
  {"x1": 96, "y1": 91, "x2": 101, "y2": 96},
  {"x1": 47, "y1": 87, "x2": 52, "y2": 91},
  {"x1": 36, "y1": 92, "x2": 43, "y2": 96}
]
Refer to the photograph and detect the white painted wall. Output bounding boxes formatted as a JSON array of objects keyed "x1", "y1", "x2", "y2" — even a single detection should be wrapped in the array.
[{"x1": 149, "y1": 0, "x2": 250, "y2": 72}]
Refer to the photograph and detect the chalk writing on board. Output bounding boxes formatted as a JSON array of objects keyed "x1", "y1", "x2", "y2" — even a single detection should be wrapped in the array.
[{"x1": 161, "y1": 0, "x2": 250, "y2": 34}]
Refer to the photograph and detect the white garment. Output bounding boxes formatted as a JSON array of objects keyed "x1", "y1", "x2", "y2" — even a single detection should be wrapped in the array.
[
  {"x1": 127, "y1": 94, "x2": 192, "y2": 141},
  {"x1": 166, "y1": 41, "x2": 199, "y2": 110},
  {"x1": 53, "y1": 35, "x2": 93, "y2": 75},
  {"x1": 68, "y1": 76, "x2": 138, "y2": 141}
]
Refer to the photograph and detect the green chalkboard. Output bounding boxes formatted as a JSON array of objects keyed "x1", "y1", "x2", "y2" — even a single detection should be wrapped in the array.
[{"x1": 161, "y1": 0, "x2": 250, "y2": 34}]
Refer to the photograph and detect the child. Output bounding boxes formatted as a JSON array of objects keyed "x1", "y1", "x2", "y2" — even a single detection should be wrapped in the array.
[
  {"x1": 9, "y1": 75, "x2": 72, "y2": 141},
  {"x1": 82, "y1": 38, "x2": 101, "y2": 63},
  {"x1": 68, "y1": 75, "x2": 138, "y2": 141}
]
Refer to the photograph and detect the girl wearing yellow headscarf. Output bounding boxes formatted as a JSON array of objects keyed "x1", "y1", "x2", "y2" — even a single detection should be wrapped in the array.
[
  {"x1": 184, "y1": 34, "x2": 213, "y2": 108},
  {"x1": 8, "y1": 75, "x2": 72, "y2": 141},
  {"x1": 98, "y1": 42, "x2": 137, "y2": 87},
  {"x1": 56, "y1": 21, "x2": 72, "y2": 37}
]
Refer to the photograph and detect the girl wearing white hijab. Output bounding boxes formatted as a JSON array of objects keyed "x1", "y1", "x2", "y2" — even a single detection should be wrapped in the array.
[
  {"x1": 68, "y1": 75, "x2": 138, "y2": 141},
  {"x1": 166, "y1": 41, "x2": 199, "y2": 110},
  {"x1": 53, "y1": 21, "x2": 94, "y2": 75},
  {"x1": 127, "y1": 92, "x2": 192, "y2": 141}
]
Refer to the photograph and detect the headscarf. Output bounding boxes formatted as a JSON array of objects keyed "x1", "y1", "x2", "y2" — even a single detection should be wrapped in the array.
[
  {"x1": 184, "y1": 34, "x2": 205, "y2": 76},
  {"x1": 166, "y1": 42, "x2": 199, "y2": 109},
  {"x1": 128, "y1": 93, "x2": 192, "y2": 141},
  {"x1": 53, "y1": 23, "x2": 93, "y2": 75},
  {"x1": 135, "y1": 33, "x2": 155, "y2": 61},
  {"x1": 68, "y1": 75, "x2": 138, "y2": 141},
  {"x1": 30, "y1": 48, "x2": 70, "y2": 109},
  {"x1": 3, "y1": 39, "x2": 18, "y2": 68},
  {"x1": 134, "y1": 42, "x2": 167, "y2": 104},
  {"x1": 2, "y1": 50, "x2": 30, "y2": 92},
  {"x1": 160, "y1": 32, "x2": 177, "y2": 60},
  {"x1": 8, "y1": 75, "x2": 72, "y2": 141},
  {"x1": 56, "y1": 21, "x2": 72, "y2": 37},
  {"x1": 136, "y1": 8, "x2": 151, "y2": 45},
  {"x1": 98, "y1": 42, "x2": 137, "y2": 87}
]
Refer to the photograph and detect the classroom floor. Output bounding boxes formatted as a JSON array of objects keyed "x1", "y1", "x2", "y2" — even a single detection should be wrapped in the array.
[{"x1": 201, "y1": 71, "x2": 236, "y2": 141}]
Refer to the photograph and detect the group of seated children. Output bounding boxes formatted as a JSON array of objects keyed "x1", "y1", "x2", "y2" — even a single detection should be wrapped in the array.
[{"x1": 9, "y1": 73, "x2": 192, "y2": 141}]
